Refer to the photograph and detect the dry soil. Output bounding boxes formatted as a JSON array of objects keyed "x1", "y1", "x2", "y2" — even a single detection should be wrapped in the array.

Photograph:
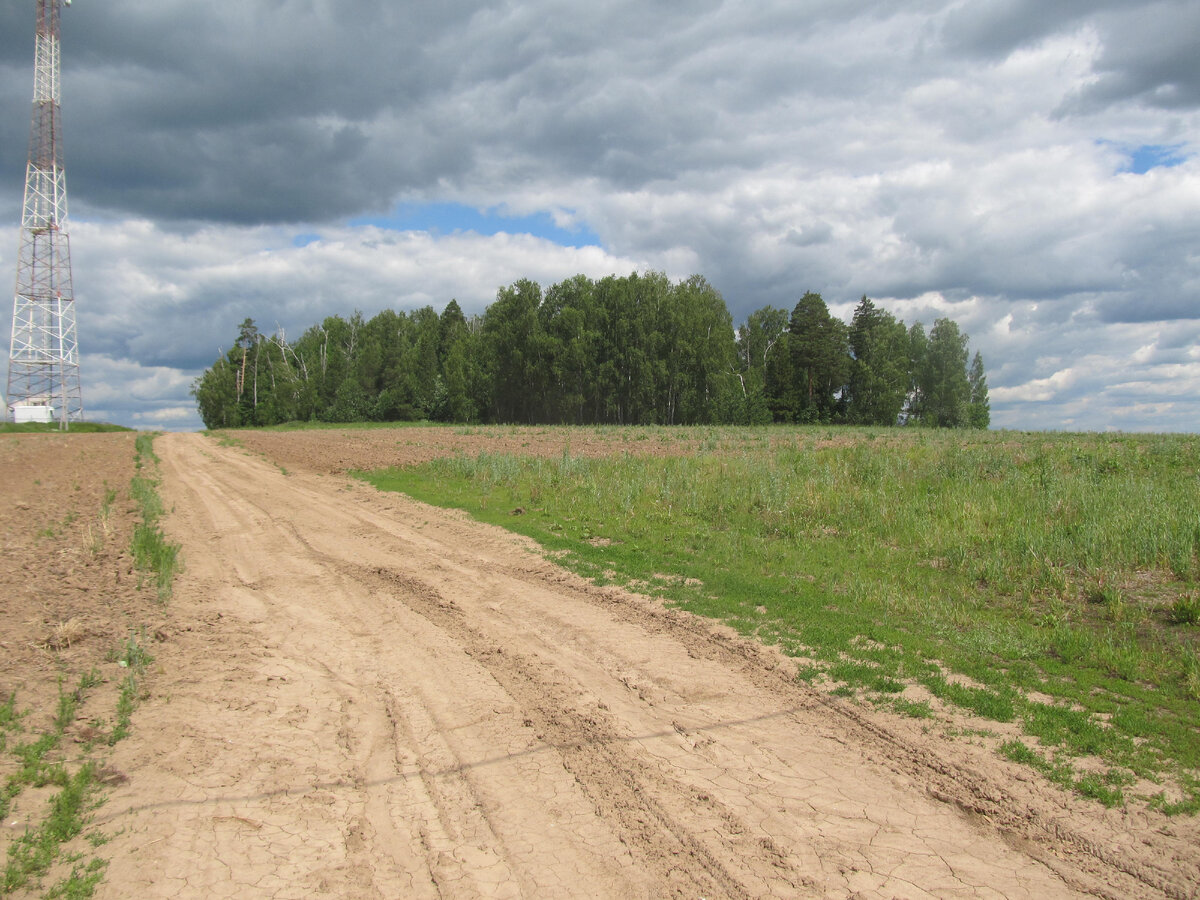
[{"x1": 5, "y1": 428, "x2": 1198, "y2": 899}]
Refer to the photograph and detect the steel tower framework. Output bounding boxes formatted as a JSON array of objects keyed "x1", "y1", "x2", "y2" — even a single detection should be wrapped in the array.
[{"x1": 7, "y1": 0, "x2": 82, "y2": 427}]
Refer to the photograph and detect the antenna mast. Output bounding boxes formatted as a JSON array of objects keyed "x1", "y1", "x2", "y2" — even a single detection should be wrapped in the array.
[{"x1": 7, "y1": 0, "x2": 83, "y2": 429}]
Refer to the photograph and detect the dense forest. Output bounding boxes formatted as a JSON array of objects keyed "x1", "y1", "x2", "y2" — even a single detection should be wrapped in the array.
[{"x1": 192, "y1": 271, "x2": 989, "y2": 429}]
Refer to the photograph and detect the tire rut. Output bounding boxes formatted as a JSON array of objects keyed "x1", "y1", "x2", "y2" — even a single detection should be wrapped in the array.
[
  {"x1": 358, "y1": 562, "x2": 766, "y2": 900},
  {"x1": 89, "y1": 434, "x2": 1198, "y2": 899}
]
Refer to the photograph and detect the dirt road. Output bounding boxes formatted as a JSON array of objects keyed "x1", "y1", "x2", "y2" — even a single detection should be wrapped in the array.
[{"x1": 92, "y1": 433, "x2": 1195, "y2": 898}]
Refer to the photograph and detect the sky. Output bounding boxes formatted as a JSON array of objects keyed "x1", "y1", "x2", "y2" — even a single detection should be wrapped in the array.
[{"x1": 0, "y1": 0, "x2": 1197, "y2": 433}]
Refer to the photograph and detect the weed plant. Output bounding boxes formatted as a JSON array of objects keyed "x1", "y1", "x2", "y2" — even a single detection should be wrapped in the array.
[
  {"x1": 2, "y1": 765, "x2": 95, "y2": 895},
  {"x1": 109, "y1": 632, "x2": 152, "y2": 746},
  {"x1": 2, "y1": 649, "x2": 146, "y2": 895},
  {"x1": 43, "y1": 857, "x2": 107, "y2": 900},
  {"x1": 359, "y1": 426, "x2": 1200, "y2": 809}
]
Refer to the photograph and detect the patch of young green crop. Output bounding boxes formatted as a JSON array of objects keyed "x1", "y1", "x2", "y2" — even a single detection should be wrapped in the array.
[
  {"x1": 133, "y1": 431, "x2": 159, "y2": 466},
  {"x1": 205, "y1": 430, "x2": 246, "y2": 449},
  {"x1": 54, "y1": 687, "x2": 78, "y2": 735},
  {"x1": 254, "y1": 419, "x2": 434, "y2": 433},
  {"x1": 921, "y1": 675, "x2": 1017, "y2": 722},
  {"x1": 1022, "y1": 701, "x2": 1119, "y2": 757},
  {"x1": 2, "y1": 729, "x2": 61, "y2": 825},
  {"x1": 357, "y1": 427, "x2": 1200, "y2": 806},
  {"x1": 129, "y1": 477, "x2": 163, "y2": 522},
  {"x1": 1171, "y1": 591, "x2": 1200, "y2": 626}
]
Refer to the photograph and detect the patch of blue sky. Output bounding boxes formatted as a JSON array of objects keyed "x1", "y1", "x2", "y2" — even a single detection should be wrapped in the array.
[
  {"x1": 1114, "y1": 142, "x2": 1190, "y2": 174},
  {"x1": 292, "y1": 233, "x2": 321, "y2": 247},
  {"x1": 348, "y1": 202, "x2": 602, "y2": 248}
]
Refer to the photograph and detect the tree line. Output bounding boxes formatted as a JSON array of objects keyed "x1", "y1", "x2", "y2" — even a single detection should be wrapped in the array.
[{"x1": 192, "y1": 271, "x2": 989, "y2": 430}]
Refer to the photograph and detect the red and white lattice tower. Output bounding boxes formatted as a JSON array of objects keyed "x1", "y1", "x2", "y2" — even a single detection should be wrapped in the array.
[{"x1": 7, "y1": 0, "x2": 82, "y2": 427}]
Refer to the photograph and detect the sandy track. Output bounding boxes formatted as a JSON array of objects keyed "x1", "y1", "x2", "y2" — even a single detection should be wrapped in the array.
[{"x1": 90, "y1": 433, "x2": 1194, "y2": 899}]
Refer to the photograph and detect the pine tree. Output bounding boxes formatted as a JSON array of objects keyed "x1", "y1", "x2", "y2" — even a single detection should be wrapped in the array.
[
  {"x1": 846, "y1": 296, "x2": 909, "y2": 426},
  {"x1": 786, "y1": 292, "x2": 849, "y2": 423}
]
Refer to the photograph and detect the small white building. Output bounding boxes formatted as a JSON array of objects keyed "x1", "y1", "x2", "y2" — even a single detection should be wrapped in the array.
[{"x1": 12, "y1": 401, "x2": 56, "y2": 424}]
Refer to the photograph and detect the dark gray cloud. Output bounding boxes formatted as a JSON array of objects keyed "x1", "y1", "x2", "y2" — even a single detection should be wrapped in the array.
[
  {"x1": 1, "y1": 2, "x2": 947, "y2": 224},
  {"x1": 0, "y1": 0, "x2": 1197, "y2": 431},
  {"x1": 1064, "y1": 2, "x2": 1200, "y2": 112},
  {"x1": 938, "y1": 0, "x2": 1122, "y2": 58}
]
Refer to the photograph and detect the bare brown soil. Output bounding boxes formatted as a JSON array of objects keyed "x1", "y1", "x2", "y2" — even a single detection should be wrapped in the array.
[
  {"x1": 0, "y1": 433, "x2": 157, "y2": 711},
  {"x1": 0, "y1": 432, "x2": 168, "y2": 894},
  {"x1": 4, "y1": 427, "x2": 1199, "y2": 898}
]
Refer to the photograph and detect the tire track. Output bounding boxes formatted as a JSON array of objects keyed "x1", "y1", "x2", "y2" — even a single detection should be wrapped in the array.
[{"x1": 89, "y1": 433, "x2": 1198, "y2": 899}]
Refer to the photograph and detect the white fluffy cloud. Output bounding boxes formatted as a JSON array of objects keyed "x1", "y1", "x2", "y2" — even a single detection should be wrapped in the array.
[{"x1": 0, "y1": 0, "x2": 1196, "y2": 431}]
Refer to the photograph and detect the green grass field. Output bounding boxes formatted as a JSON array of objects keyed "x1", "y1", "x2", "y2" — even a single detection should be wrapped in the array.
[{"x1": 356, "y1": 426, "x2": 1200, "y2": 812}]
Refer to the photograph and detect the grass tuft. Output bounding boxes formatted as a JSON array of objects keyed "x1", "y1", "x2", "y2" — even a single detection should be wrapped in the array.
[{"x1": 1170, "y1": 591, "x2": 1200, "y2": 626}]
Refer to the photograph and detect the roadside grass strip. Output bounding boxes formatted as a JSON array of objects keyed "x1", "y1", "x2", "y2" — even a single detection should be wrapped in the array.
[
  {"x1": 356, "y1": 426, "x2": 1200, "y2": 811},
  {"x1": 130, "y1": 434, "x2": 181, "y2": 601}
]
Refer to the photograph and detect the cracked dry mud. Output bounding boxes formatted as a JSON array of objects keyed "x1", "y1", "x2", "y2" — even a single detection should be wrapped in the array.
[{"x1": 93, "y1": 432, "x2": 1199, "y2": 899}]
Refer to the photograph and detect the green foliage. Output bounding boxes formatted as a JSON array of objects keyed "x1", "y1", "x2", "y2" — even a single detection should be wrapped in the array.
[
  {"x1": 890, "y1": 697, "x2": 934, "y2": 718},
  {"x1": 922, "y1": 676, "x2": 1015, "y2": 722},
  {"x1": 109, "y1": 631, "x2": 154, "y2": 745},
  {"x1": 54, "y1": 684, "x2": 78, "y2": 733},
  {"x1": 44, "y1": 857, "x2": 108, "y2": 899},
  {"x1": 193, "y1": 276, "x2": 988, "y2": 430},
  {"x1": 3, "y1": 765, "x2": 95, "y2": 894},
  {"x1": 999, "y1": 741, "x2": 1129, "y2": 807},
  {"x1": 360, "y1": 426, "x2": 1200, "y2": 807},
  {"x1": 846, "y1": 296, "x2": 910, "y2": 426},
  {"x1": 768, "y1": 291, "x2": 850, "y2": 423},
  {"x1": 193, "y1": 272, "x2": 739, "y2": 428},
  {"x1": 0, "y1": 692, "x2": 17, "y2": 732},
  {"x1": 1170, "y1": 592, "x2": 1200, "y2": 625},
  {"x1": 129, "y1": 434, "x2": 182, "y2": 600},
  {"x1": 967, "y1": 350, "x2": 990, "y2": 428},
  {"x1": 917, "y1": 318, "x2": 971, "y2": 427},
  {"x1": 118, "y1": 631, "x2": 154, "y2": 672}
]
